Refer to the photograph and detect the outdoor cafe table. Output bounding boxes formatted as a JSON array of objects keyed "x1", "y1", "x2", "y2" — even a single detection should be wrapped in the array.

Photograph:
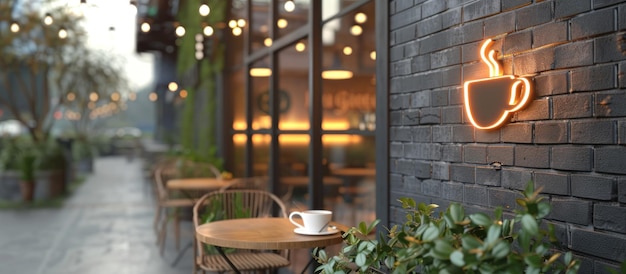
[
  {"x1": 195, "y1": 217, "x2": 344, "y2": 273},
  {"x1": 166, "y1": 177, "x2": 231, "y2": 191}
]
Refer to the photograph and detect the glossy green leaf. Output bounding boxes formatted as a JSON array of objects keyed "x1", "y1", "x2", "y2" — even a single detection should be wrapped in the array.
[
  {"x1": 537, "y1": 202, "x2": 551, "y2": 219},
  {"x1": 355, "y1": 253, "x2": 367, "y2": 267},
  {"x1": 491, "y1": 241, "x2": 510, "y2": 259},
  {"x1": 486, "y1": 225, "x2": 501, "y2": 245},
  {"x1": 450, "y1": 250, "x2": 465, "y2": 267},
  {"x1": 521, "y1": 214, "x2": 538, "y2": 235},
  {"x1": 423, "y1": 225, "x2": 440, "y2": 242},
  {"x1": 469, "y1": 213, "x2": 492, "y2": 226},
  {"x1": 431, "y1": 240, "x2": 455, "y2": 260},
  {"x1": 524, "y1": 254, "x2": 542, "y2": 268},
  {"x1": 461, "y1": 235, "x2": 482, "y2": 250},
  {"x1": 449, "y1": 203, "x2": 464, "y2": 223}
]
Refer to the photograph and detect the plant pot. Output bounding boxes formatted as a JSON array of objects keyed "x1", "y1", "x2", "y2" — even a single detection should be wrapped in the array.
[{"x1": 20, "y1": 180, "x2": 35, "y2": 202}]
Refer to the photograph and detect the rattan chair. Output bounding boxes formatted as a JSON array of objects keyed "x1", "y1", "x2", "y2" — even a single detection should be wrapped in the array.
[
  {"x1": 192, "y1": 189, "x2": 291, "y2": 273},
  {"x1": 153, "y1": 160, "x2": 221, "y2": 256},
  {"x1": 220, "y1": 176, "x2": 294, "y2": 204}
]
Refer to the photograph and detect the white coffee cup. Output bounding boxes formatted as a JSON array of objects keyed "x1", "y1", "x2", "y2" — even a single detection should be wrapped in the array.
[{"x1": 289, "y1": 210, "x2": 332, "y2": 233}]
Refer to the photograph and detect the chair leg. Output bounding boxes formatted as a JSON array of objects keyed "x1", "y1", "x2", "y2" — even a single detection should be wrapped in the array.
[
  {"x1": 159, "y1": 216, "x2": 168, "y2": 256},
  {"x1": 174, "y1": 211, "x2": 180, "y2": 250},
  {"x1": 153, "y1": 205, "x2": 162, "y2": 237}
]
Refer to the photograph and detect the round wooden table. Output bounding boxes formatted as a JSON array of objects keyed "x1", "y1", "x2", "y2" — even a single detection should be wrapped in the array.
[
  {"x1": 166, "y1": 177, "x2": 230, "y2": 190},
  {"x1": 195, "y1": 217, "x2": 343, "y2": 250}
]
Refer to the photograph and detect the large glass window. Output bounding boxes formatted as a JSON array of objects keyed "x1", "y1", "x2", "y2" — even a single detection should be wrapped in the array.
[{"x1": 225, "y1": 0, "x2": 375, "y2": 228}]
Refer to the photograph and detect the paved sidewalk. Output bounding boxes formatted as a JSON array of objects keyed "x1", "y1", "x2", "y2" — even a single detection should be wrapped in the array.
[{"x1": 0, "y1": 156, "x2": 194, "y2": 274}]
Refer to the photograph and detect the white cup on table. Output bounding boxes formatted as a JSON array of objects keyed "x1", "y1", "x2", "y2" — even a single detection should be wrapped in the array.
[{"x1": 289, "y1": 210, "x2": 332, "y2": 233}]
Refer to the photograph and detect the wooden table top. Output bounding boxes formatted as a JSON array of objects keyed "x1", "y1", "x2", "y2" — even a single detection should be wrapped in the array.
[
  {"x1": 196, "y1": 218, "x2": 343, "y2": 250},
  {"x1": 331, "y1": 167, "x2": 376, "y2": 177},
  {"x1": 166, "y1": 177, "x2": 231, "y2": 190}
]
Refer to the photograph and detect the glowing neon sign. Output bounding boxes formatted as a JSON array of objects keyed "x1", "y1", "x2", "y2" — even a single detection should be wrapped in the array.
[{"x1": 463, "y1": 39, "x2": 532, "y2": 130}]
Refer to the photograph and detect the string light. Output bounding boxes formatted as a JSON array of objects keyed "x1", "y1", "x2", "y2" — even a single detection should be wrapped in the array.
[
  {"x1": 140, "y1": 22, "x2": 150, "y2": 32},
  {"x1": 237, "y1": 19, "x2": 246, "y2": 28},
  {"x1": 343, "y1": 46, "x2": 353, "y2": 56},
  {"x1": 354, "y1": 12, "x2": 367, "y2": 24},
  {"x1": 10, "y1": 21, "x2": 19, "y2": 33},
  {"x1": 58, "y1": 28, "x2": 68, "y2": 39},
  {"x1": 168, "y1": 82, "x2": 178, "y2": 92},
  {"x1": 175, "y1": 25, "x2": 186, "y2": 37},
  {"x1": 203, "y1": 25, "x2": 214, "y2": 36},
  {"x1": 350, "y1": 25, "x2": 362, "y2": 36},
  {"x1": 43, "y1": 13, "x2": 53, "y2": 25},
  {"x1": 295, "y1": 42, "x2": 306, "y2": 52},
  {"x1": 277, "y1": 18, "x2": 288, "y2": 29},
  {"x1": 199, "y1": 3, "x2": 210, "y2": 16},
  {"x1": 284, "y1": 0, "x2": 295, "y2": 12}
]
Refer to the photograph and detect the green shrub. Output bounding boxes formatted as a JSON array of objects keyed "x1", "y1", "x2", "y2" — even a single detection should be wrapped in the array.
[{"x1": 315, "y1": 182, "x2": 580, "y2": 274}]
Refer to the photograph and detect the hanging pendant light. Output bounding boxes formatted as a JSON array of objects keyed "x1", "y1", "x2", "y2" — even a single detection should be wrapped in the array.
[{"x1": 322, "y1": 52, "x2": 353, "y2": 80}]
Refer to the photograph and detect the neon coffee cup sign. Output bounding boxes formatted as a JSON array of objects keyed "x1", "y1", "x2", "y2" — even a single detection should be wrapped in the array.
[{"x1": 463, "y1": 39, "x2": 532, "y2": 129}]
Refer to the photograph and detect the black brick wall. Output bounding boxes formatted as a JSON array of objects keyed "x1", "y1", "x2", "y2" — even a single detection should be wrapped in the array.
[{"x1": 388, "y1": 0, "x2": 626, "y2": 267}]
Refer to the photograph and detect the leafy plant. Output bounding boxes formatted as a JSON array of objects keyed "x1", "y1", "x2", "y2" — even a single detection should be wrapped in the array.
[
  {"x1": 315, "y1": 181, "x2": 580, "y2": 274},
  {"x1": 200, "y1": 193, "x2": 251, "y2": 254}
]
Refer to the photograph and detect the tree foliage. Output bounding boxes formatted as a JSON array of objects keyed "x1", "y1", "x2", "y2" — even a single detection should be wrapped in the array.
[{"x1": 0, "y1": 0, "x2": 129, "y2": 144}]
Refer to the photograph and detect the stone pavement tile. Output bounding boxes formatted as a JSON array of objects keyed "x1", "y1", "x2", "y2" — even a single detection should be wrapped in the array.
[{"x1": 0, "y1": 157, "x2": 195, "y2": 274}]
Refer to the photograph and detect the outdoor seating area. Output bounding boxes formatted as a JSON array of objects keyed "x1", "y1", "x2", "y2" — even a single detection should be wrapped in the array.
[{"x1": 3, "y1": 0, "x2": 626, "y2": 273}]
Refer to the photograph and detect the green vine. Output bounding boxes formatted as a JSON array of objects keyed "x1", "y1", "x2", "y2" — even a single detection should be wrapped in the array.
[{"x1": 175, "y1": 0, "x2": 226, "y2": 161}]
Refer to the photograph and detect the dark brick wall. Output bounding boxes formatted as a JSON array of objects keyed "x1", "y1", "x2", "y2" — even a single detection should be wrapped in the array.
[{"x1": 388, "y1": 0, "x2": 626, "y2": 268}]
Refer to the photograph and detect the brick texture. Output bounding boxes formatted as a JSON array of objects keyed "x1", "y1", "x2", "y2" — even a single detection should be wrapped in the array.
[
  {"x1": 388, "y1": 0, "x2": 626, "y2": 266},
  {"x1": 549, "y1": 198, "x2": 591, "y2": 225},
  {"x1": 594, "y1": 204, "x2": 626, "y2": 233}
]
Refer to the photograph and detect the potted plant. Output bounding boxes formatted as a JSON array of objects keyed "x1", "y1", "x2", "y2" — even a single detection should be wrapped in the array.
[
  {"x1": 314, "y1": 182, "x2": 581, "y2": 274},
  {"x1": 18, "y1": 148, "x2": 37, "y2": 202}
]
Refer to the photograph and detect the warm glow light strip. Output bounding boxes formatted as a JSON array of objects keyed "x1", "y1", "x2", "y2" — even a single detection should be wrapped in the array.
[
  {"x1": 463, "y1": 76, "x2": 530, "y2": 130},
  {"x1": 233, "y1": 120, "x2": 350, "y2": 131},
  {"x1": 508, "y1": 78, "x2": 531, "y2": 112}
]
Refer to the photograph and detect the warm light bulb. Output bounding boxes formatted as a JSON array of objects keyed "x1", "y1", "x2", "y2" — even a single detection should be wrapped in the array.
[
  {"x1": 111, "y1": 92, "x2": 120, "y2": 102},
  {"x1": 141, "y1": 22, "x2": 150, "y2": 32},
  {"x1": 149, "y1": 92, "x2": 158, "y2": 102},
  {"x1": 228, "y1": 20, "x2": 237, "y2": 28},
  {"x1": 203, "y1": 25, "x2": 214, "y2": 36},
  {"x1": 195, "y1": 51, "x2": 204, "y2": 60},
  {"x1": 249, "y1": 68, "x2": 272, "y2": 77},
  {"x1": 237, "y1": 19, "x2": 246, "y2": 28},
  {"x1": 199, "y1": 4, "x2": 210, "y2": 16},
  {"x1": 295, "y1": 42, "x2": 306, "y2": 52},
  {"x1": 322, "y1": 70, "x2": 353, "y2": 80},
  {"x1": 264, "y1": 38, "x2": 273, "y2": 47},
  {"x1": 354, "y1": 12, "x2": 367, "y2": 24},
  {"x1": 370, "y1": 50, "x2": 376, "y2": 60},
  {"x1": 180, "y1": 89, "x2": 188, "y2": 98},
  {"x1": 10, "y1": 22, "x2": 19, "y2": 33},
  {"x1": 168, "y1": 82, "x2": 178, "y2": 91},
  {"x1": 89, "y1": 92, "x2": 99, "y2": 102},
  {"x1": 175, "y1": 25, "x2": 185, "y2": 37},
  {"x1": 232, "y1": 27, "x2": 242, "y2": 36},
  {"x1": 343, "y1": 46, "x2": 353, "y2": 55},
  {"x1": 350, "y1": 25, "x2": 362, "y2": 36},
  {"x1": 44, "y1": 14, "x2": 53, "y2": 25},
  {"x1": 277, "y1": 18, "x2": 288, "y2": 29},
  {"x1": 58, "y1": 28, "x2": 68, "y2": 39},
  {"x1": 66, "y1": 92, "x2": 76, "y2": 101},
  {"x1": 284, "y1": 0, "x2": 295, "y2": 12}
]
